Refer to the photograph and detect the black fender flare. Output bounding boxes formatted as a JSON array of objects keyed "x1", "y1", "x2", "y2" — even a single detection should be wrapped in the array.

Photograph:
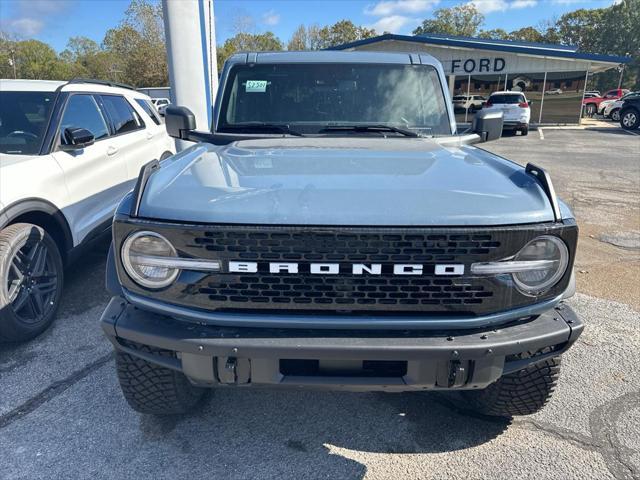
[
  {"x1": 105, "y1": 242, "x2": 124, "y2": 296},
  {"x1": 0, "y1": 198, "x2": 74, "y2": 254}
]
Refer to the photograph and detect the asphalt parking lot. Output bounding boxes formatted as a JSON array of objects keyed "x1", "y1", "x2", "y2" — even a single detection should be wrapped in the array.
[{"x1": 1, "y1": 127, "x2": 639, "y2": 480}]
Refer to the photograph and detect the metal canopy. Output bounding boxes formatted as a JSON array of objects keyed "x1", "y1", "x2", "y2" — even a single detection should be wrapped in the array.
[{"x1": 329, "y1": 33, "x2": 631, "y2": 72}]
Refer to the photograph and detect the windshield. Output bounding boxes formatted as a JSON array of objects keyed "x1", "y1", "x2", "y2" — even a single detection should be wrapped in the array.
[
  {"x1": 218, "y1": 63, "x2": 451, "y2": 136},
  {"x1": 0, "y1": 91, "x2": 56, "y2": 155},
  {"x1": 490, "y1": 94, "x2": 525, "y2": 104}
]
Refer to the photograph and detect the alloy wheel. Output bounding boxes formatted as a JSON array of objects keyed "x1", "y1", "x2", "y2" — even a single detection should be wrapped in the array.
[
  {"x1": 622, "y1": 112, "x2": 637, "y2": 128},
  {"x1": 6, "y1": 239, "x2": 59, "y2": 324}
]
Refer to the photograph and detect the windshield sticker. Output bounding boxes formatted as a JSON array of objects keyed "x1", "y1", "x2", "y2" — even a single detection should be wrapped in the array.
[{"x1": 246, "y1": 80, "x2": 268, "y2": 93}]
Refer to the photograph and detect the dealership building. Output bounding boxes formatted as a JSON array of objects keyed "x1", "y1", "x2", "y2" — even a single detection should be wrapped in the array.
[{"x1": 330, "y1": 33, "x2": 631, "y2": 125}]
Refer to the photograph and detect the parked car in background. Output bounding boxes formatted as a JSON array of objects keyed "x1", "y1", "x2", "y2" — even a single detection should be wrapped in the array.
[
  {"x1": 452, "y1": 95, "x2": 485, "y2": 112},
  {"x1": 582, "y1": 88, "x2": 629, "y2": 116},
  {"x1": 0, "y1": 79, "x2": 175, "y2": 341},
  {"x1": 152, "y1": 97, "x2": 171, "y2": 116},
  {"x1": 545, "y1": 88, "x2": 563, "y2": 95},
  {"x1": 604, "y1": 92, "x2": 639, "y2": 122},
  {"x1": 484, "y1": 91, "x2": 531, "y2": 135},
  {"x1": 597, "y1": 98, "x2": 616, "y2": 115},
  {"x1": 619, "y1": 94, "x2": 640, "y2": 130}
]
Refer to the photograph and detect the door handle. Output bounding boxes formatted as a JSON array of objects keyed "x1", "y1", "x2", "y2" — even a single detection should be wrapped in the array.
[
  {"x1": 107, "y1": 146, "x2": 118, "y2": 156},
  {"x1": 146, "y1": 132, "x2": 154, "y2": 140}
]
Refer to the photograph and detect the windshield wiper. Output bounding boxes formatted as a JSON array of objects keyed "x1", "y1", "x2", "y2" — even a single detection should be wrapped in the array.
[
  {"x1": 221, "y1": 123, "x2": 304, "y2": 137},
  {"x1": 318, "y1": 124, "x2": 419, "y2": 137}
]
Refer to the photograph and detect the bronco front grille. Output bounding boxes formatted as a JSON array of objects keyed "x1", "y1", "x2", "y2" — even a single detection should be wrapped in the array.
[{"x1": 114, "y1": 222, "x2": 577, "y2": 316}]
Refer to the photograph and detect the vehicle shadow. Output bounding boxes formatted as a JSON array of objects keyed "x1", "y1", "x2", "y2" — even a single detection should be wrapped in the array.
[
  {"x1": 137, "y1": 388, "x2": 510, "y2": 479},
  {"x1": 58, "y1": 235, "x2": 111, "y2": 317}
]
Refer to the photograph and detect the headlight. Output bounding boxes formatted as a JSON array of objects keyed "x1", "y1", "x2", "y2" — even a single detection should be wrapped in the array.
[
  {"x1": 121, "y1": 231, "x2": 179, "y2": 289},
  {"x1": 512, "y1": 236, "x2": 568, "y2": 294},
  {"x1": 471, "y1": 235, "x2": 569, "y2": 295}
]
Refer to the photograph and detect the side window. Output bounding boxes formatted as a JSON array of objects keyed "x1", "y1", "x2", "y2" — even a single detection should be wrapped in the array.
[
  {"x1": 135, "y1": 98, "x2": 162, "y2": 125},
  {"x1": 59, "y1": 94, "x2": 109, "y2": 144},
  {"x1": 100, "y1": 95, "x2": 145, "y2": 135}
]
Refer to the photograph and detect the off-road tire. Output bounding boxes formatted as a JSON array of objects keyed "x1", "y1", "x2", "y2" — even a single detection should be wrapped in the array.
[
  {"x1": 116, "y1": 346, "x2": 206, "y2": 415},
  {"x1": 0, "y1": 223, "x2": 64, "y2": 342},
  {"x1": 520, "y1": 126, "x2": 529, "y2": 136},
  {"x1": 462, "y1": 356, "x2": 561, "y2": 417}
]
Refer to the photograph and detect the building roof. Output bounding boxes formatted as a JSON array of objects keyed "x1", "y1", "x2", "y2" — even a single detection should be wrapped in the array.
[
  {"x1": 417, "y1": 33, "x2": 579, "y2": 52},
  {"x1": 328, "y1": 33, "x2": 631, "y2": 66}
]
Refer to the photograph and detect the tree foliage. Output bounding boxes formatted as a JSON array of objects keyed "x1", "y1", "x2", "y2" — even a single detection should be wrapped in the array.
[
  {"x1": 102, "y1": 0, "x2": 167, "y2": 86},
  {"x1": 416, "y1": 0, "x2": 638, "y2": 89},
  {"x1": 217, "y1": 20, "x2": 375, "y2": 68},
  {"x1": 285, "y1": 20, "x2": 376, "y2": 52},
  {"x1": 315, "y1": 20, "x2": 376, "y2": 49},
  {"x1": 541, "y1": 0, "x2": 638, "y2": 90},
  {"x1": 59, "y1": 37, "x2": 115, "y2": 79},
  {"x1": 413, "y1": 4, "x2": 484, "y2": 37},
  {"x1": 507, "y1": 27, "x2": 547, "y2": 43},
  {"x1": 0, "y1": 0, "x2": 637, "y2": 90},
  {"x1": 216, "y1": 32, "x2": 284, "y2": 70},
  {"x1": 287, "y1": 24, "x2": 323, "y2": 51},
  {"x1": 478, "y1": 29, "x2": 509, "y2": 40},
  {"x1": 0, "y1": 0, "x2": 166, "y2": 86}
]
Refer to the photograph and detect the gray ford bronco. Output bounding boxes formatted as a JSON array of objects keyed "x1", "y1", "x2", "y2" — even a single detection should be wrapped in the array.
[{"x1": 101, "y1": 51, "x2": 583, "y2": 417}]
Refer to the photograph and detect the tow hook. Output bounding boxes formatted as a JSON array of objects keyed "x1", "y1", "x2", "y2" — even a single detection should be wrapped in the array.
[
  {"x1": 216, "y1": 356, "x2": 251, "y2": 384},
  {"x1": 448, "y1": 360, "x2": 467, "y2": 387}
]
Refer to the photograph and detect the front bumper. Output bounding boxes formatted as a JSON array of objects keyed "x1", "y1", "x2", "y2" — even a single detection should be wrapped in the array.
[{"x1": 101, "y1": 297, "x2": 583, "y2": 392}]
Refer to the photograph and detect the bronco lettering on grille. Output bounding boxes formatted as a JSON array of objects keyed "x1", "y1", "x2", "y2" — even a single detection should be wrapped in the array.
[{"x1": 228, "y1": 261, "x2": 465, "y2": 276}]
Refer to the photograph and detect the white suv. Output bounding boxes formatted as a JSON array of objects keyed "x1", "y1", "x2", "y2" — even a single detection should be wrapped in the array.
[
  {"x1": 484, "y1": 91, "x2": 532, "y2": 136},
  {"x1": 0, "y1": 79, "x2": 175, "y2": 341},
  {"x1": 152, "y1": 98, "x2": 171, "y2": 115},
  {"x1": 452, "y1": 95, "x2": 486, "y2": 112}
]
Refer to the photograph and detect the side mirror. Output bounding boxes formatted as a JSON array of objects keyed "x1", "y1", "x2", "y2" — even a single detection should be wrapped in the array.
[
  {"x1": 61, "y1": 127, "x2": 94, "y2": 150},
  {"x1": 165, "y1": 105, "x2": 196, "y2": 139},
  {"x1": 472, "y1": 109, "x2": 503, "y2": 142}
]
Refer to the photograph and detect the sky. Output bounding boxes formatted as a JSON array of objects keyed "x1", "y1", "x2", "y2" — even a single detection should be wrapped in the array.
[{"x1": 0, "y1": 0, "x2": 619, "y2": 53}]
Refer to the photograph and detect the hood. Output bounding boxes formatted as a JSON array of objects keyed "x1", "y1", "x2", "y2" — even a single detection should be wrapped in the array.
[{"x1": 139, "y1": 137, "x2": 556, "y2": 226}]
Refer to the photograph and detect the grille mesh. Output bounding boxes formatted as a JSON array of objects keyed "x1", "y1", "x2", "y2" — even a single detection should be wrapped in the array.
[
  {"x1": 199, "y1": 275, "x2": 492, "y2": 307},
  {"x1": 190, "y1": 231, "x2": 501, "y2": 263}
]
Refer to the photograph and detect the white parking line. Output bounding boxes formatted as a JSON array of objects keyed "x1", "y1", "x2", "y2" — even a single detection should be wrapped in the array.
[{"x1": 538, "y1": 128, "x2": 544, "y2": 140}]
